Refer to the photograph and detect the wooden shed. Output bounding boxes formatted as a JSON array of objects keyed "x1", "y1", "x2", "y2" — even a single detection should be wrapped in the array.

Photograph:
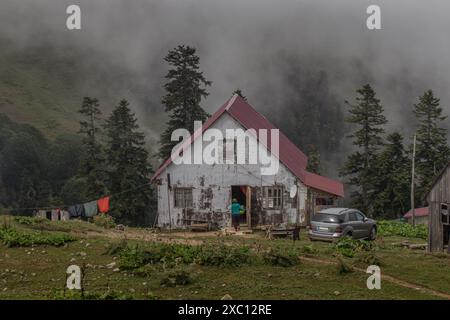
[{"x1": 426, "y1": 161, "x2": 450, "y2": 252}]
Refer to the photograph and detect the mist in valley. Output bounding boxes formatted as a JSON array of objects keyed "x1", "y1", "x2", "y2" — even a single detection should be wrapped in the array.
[{"x1": 1, "y1": 0, "x2": 450, "y2": 176}]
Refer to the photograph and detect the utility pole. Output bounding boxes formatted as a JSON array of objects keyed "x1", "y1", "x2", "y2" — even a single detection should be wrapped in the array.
[
  {"x1": 411, "y1": 133, "x2": 416, "y2": 227},
  {"x1": 166, "y1": 173, "x2": 172, "y2": 232}
]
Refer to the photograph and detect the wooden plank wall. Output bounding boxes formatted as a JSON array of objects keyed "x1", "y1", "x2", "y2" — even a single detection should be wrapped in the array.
[{"x1": 428, "y1": 164, "x2": 450, "y2": 252}]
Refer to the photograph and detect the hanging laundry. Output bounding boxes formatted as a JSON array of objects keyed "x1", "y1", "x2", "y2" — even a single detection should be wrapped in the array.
[
  {"x1": 83, "y1": 200, "x2": 98, "y2": 217},
  {"x1": 68, "y1": 204, "x2": 85, "y2": 218},
  {"x1": 36, "y1": 210, "x2": 47, "y2": 218},
  {"x1": 97, "y1": 196, "x2": 110, "y2": 213},
  {"x1": 51, "y1": 209, "x2": 59, "y2": 221},
  {"x1": 61, "y1": 210, "x2": 70, "y2": 221}
]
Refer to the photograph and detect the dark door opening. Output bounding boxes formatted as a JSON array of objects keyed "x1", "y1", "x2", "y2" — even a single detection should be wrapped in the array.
[
  {"x1": 444, "y1": 225, "x2": 450, "y2": 250},
  {"x1": 231, "y1": 186, "x2": 248, "y2": 225}
]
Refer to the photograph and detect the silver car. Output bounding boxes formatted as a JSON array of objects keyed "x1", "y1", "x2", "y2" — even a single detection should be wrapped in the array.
[{"x1": 308, "y1": 208, "x2": 377, "y2": 242}]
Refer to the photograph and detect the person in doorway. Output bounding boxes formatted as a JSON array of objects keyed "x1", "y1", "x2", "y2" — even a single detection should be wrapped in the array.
[{"x1": 231, "y1": 198, "x2": 242, "y2": 231}]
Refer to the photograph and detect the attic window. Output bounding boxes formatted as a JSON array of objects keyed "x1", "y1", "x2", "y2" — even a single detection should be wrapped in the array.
[{"x1": 262, "y1": 186, "x2": 283, "y2": 209}]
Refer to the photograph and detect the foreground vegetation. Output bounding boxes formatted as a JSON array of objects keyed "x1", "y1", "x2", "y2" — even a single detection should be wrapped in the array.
[
  {"x1": 378, "y1": 220, "x2": 428, "y2": 240},
  {"x1": 0, "y1": 216, "x2": 448, "y2": 300}
]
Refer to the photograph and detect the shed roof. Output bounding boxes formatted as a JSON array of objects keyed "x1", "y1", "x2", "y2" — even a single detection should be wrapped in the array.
[
  {"x1": 152, "y1": 94, "x2": 344, "y2": 197},
  {"x1": 425, "y1": 161, "x2": 450, "y2": 200},
  {"x1": 403, "y1": 207, "x2": 429, "y2": 218}
]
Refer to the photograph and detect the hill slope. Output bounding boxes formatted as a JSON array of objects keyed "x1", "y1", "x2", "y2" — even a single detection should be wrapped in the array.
[{"x1": 0, "y1": 42, "x2": 166, "y2": 143}]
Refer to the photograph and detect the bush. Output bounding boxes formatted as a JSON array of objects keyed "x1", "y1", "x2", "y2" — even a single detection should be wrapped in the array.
[
  {"x1": 104, "y1": 239, "x2": 128, "y2": 255},
  {"x1": 92, "y1": 214, "x2": 116, "y2": 229},
  {"x1": 0, "y1": 226, "x2": 76, "y2": 247},
  {"x1": 118, "y1": 243, "x2": 199, "y2": 270},
  {"x1": 196, "y1": 244, "x2": 251, "y2": 267},
  {"x1": 160, "y1": 269, "x2": 193, "y2": 287},
  {"x1": 334, "y1": 236, "x2": 374, "y2": 258},
  {"x1": 301, "y1": 244, "x2": 318, "y2": 255},
  {"x1": 378, "y1": 220, "x2": 427, "y2": 239},
  {"x1": 14, "y1": 216, "x2": 46, "y2": 225},
  {"x1": 117, "y1": 242, "x2": 256, "y2": 270},
  {"x1": 118, "y1": 244, "x2": 147, "y2": 270},
  {"x1": 263, "y1": 247, "x2": 299, "y2": 267},
  {"x1": 116, "y1": 242, "x2": 303, "y2": 270}
]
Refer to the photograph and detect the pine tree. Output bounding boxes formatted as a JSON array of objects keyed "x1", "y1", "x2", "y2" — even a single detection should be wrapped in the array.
[
  {"x1": 372, "y1": 132, "x2": 410, "y2": 218},
  {"x1": 232, "y1": 89, "x2": 247, "y2": 101},
  {"x1": 340, "y1": 84, "x2": 387, "y2": 215},
  {"x1": 78, "y1": 97, "x2": 107, "y2": 197},
  {"x1": 159, "y1": 45, "x2": 211, "y2": 159},
  {"x1": 413, "y1": 90, "x2": 450, "y2": 198},
  {"x1": 105, "y1": 99, "x2": 155, "y2": 226},
  {"x1": 306, "y1": 144, "x2": 321, "y2": 174}
]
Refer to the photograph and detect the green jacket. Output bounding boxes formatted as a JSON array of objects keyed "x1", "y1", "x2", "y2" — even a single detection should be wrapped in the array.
[{"x1": 231, "y1": 203, "x2": 241, "y2": 215}]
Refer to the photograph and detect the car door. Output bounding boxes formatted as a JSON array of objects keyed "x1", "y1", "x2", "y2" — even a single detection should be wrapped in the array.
[
  {"x1": 347, "y1": 211, "x2": 361, "y2": 238},
  {"x1": 355, "y1": 211, "x2": 371, "y2": 239}
]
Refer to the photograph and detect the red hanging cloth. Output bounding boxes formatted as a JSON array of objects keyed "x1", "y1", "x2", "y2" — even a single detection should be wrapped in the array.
[{"x1": 97, "y1": 196, "x2": 110, "y2": 213}]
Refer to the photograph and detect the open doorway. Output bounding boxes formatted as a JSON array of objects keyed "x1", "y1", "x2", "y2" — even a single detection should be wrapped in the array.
[
  {"x1": 231, "y1": 186, "x2": 248, "y2": 225},
  {"x1": 444, "y1": 225, "x2": 450, "y2": 250}
]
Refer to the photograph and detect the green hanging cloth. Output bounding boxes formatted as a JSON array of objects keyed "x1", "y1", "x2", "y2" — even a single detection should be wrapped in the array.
[{"x1": 83, "y1": 200, "x2": 98, "y2": 217}]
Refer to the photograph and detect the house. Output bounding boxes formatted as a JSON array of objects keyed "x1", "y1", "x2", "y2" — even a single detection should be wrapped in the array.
[
  {"x1": 152, "y1": 94, "x2": 344, "y2": 230},
  {"x1": 403, "y1": 207, "x2": 429, "y2": 225},
  {"x1": 426, "y1": 161, "x2": 450, "y2": 252}
]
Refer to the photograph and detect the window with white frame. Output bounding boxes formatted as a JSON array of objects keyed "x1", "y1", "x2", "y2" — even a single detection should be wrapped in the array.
[
  {"x1": 174, "y1": 188, "x2": 193, "y2": 208},
  {"x1": 263, "y1": 186, "x2": 283, "y2": 209}
]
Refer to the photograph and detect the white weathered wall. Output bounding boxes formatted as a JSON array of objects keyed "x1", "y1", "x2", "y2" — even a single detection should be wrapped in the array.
[{"x1": 156, "y1": 113, "x2": 307, "y2": 229}]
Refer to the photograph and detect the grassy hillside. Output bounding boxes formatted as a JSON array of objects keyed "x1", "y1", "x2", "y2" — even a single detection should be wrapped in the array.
[
  {"x1": 1, "y1": 215, "x2": 449, "y2": 300},
  {"x1": 0, "y1": 43, "x2": 166, "y2": 147},
  {"x1": 0, "y1": 53, "x2": 80, "y2": 137}
]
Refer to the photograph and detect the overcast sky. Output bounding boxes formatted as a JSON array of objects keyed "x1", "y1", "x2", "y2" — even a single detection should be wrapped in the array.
[{"x1": 2, "y1": 0, "x2": 450, "y2": 145}]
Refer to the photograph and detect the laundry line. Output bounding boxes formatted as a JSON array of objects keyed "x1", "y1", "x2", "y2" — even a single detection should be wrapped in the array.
[{"x1": 5, "y1": 181, "x2": 154, "y2": 212}]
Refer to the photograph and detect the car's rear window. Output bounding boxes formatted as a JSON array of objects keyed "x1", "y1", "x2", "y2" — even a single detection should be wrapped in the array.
[{"x1": 312, "y1": 213, "x2": 343, "y2": 223}]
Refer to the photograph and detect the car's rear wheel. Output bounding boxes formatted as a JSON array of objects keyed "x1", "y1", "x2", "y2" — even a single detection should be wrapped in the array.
[{"x1": 369, "y1": 227, "x2": 377, "y2": 241}]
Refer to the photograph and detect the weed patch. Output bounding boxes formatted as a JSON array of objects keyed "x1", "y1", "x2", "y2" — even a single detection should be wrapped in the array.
[
  {"x1": 301, "y1": 244, "x2": 318, "y2": 255},
  {"x1": 92, "y1": 214, "x2": 116, "y2": 229},
  {"x1": 13, "y1": 216, "x2": 47, "y2": 225},
  {"x1": 0, "y1": 226, "x2": 76, "y2": 247},
  {"x1": 378, "y1": 220, "x2": 427, "y2": 240},
  {"x1": 196, "y1": 244, "x2": 251, "y2": 267},
  {"x1": 160, "y1": 269, "x2": 193, "y2": 287},
  {"x1": 334, "y1": 236, "x2": 375, "y2": 258},
  {"x1": 356, "y1": 251, "x2": 383, "y2": 266},
  {"x1": 51, "y1": 289, "x2": 134, "y2": 300},
  {"x1": 115, "y1": 242, "x2": 301, "y2": 270},
  {"x1": 263, "y1": 247, "x2": 299, "y2": 267}
]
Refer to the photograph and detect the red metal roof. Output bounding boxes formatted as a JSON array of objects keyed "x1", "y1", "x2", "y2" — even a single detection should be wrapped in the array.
[
  {"x1": 403, "y1": 207, "x2": 429, "y2": 218},
  {"x1": 304, "y1": 171, "x2": 344, "y2": 197},
  {"x1": 152, "y1": 95, "x2": 344, "y2": 197}
]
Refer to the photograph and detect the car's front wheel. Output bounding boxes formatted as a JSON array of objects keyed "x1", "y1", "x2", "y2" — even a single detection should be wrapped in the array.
[{"x1": 369, "y1": 227, "x2": 377, "y2": 241}]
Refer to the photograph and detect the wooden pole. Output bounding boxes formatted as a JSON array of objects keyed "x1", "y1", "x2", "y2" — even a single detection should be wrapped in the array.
[
  {"x1": 166, "y1": 173, "x2": 172, "y2": 232},
  {"x1": 411, "y1": 134, "x2": 416, "y2": 227}
]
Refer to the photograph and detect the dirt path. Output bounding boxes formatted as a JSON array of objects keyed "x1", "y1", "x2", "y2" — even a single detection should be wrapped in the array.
[
  {"x1": 82, "y1": 228, "x2": 258, "y2": 245},
  {"x1": 299, "y1": 256, "x2": 450, "y2": 300}
]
